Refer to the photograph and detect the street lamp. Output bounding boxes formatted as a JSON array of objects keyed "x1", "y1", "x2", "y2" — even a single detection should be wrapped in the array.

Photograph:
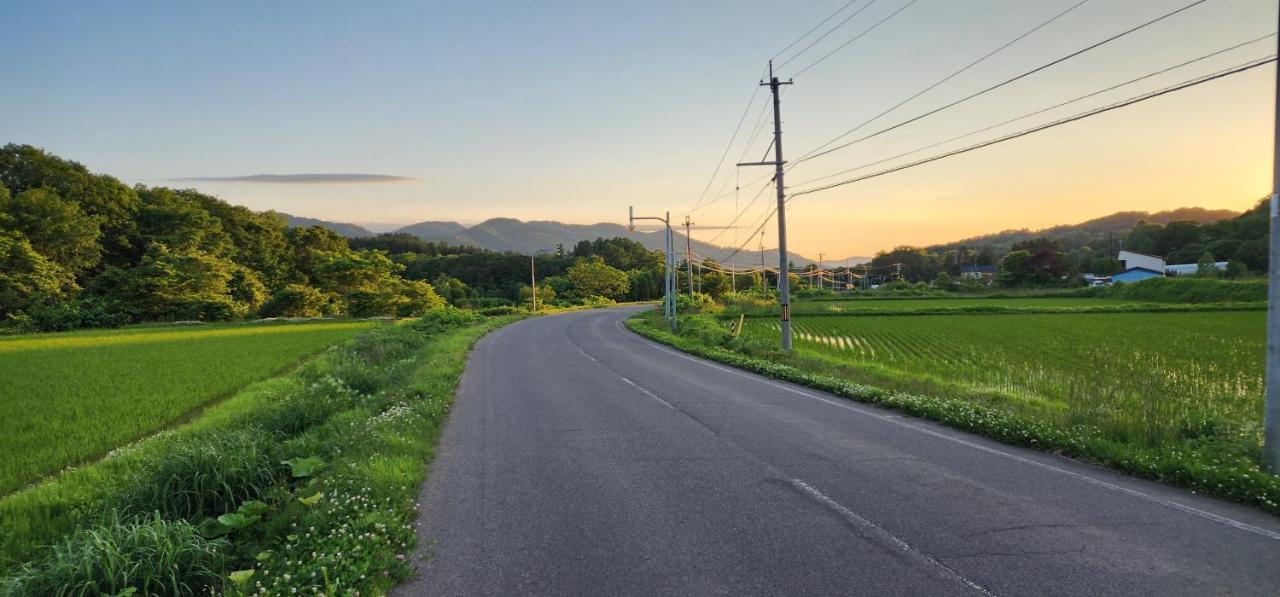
[
  {"x1": 629, "y1": 207, "x2": 677, "y2": 331},
  {"x1": 530, "y1": 249, "x2": 553, "y2": 312}
]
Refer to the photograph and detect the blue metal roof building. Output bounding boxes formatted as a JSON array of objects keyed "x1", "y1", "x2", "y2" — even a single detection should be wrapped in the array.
[{"x1": 1111, "y1": 267, "x2": 1164, "y2": 284}]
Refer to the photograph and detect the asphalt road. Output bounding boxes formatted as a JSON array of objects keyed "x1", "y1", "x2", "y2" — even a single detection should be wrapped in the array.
[{"x1": 397, "y1": 307, "x2": 1280, "y2": 596}]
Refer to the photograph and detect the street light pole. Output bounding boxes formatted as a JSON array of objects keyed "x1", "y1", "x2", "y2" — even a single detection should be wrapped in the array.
[
  {"x1": 630, "y1": 207, "x2": 677, "y2": 331},
  {"x1": 1264, "y1": 3, "x2": 1280, "y2": 472}
]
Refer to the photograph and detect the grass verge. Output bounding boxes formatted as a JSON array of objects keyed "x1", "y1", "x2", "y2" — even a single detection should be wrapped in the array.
[
  {"x1": 0, "y1": 309, "x2": 518, "y2": 595},
  {"x1": 627, "y1": 311, "x2": 1280, "y2": 516}
]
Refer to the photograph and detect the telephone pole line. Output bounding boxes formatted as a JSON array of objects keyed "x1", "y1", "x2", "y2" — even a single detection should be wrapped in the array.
[
  {"x1": 630, "y1": 207, "x2": 677, "y2": 331},
  {"x1": 818, "y1": 252, "x2": 825, "y2": 290},
  {"x1": 739, "y1": 60, "x2": 793, "y2": 350},
  {"x1": 1264, "y1": 2, "x2": 1280, "y2": 472}
]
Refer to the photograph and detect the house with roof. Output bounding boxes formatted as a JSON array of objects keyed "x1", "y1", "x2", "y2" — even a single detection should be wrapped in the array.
[{"x1": 1111, "y1": 250, "x2": 1168, "y2": 284}]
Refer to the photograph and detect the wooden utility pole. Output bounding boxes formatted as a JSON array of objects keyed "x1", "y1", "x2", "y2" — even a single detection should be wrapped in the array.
[
  {"x1": 738, "y1": 61, "x2": 793, "y2": 350},
  {"x1": 683, "y1": 215, "x2": 695, "y2": 297}
]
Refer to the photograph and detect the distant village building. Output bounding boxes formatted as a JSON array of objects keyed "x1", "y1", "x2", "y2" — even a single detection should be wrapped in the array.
[
  {"x1": 1165, "y1": 262, "x2": 1227, "y2": 276},
  {"x1": 1117, "y1": 250, "x2": 1165, "y2": 272},
  {"x1": 1110, "y1": 250, "x2": 1167, "y2": 284},
  {"x1": 960, "y1": 264, "x2": 995, "y2": 280}
]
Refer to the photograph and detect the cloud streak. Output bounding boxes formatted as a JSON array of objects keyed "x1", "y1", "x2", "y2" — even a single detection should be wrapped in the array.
[{"x1": 169, "y1": 173, "x2": 415, "y2": 184}]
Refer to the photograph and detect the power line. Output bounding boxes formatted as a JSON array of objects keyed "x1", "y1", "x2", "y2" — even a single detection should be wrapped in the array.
[
  {"x1": 793, "y1": 32, "x2": 1278, "y2": 188},
  {"x1": 789, "y1": 0, "x2": 920, "y2": 78},
  {"x1": 776, "y1": 0, "x2": 878, "y2": 70},
  {"x1": 789, "y1": 54, "x2": 1277, "y2": 198},
  {"x1": 687, "y1": 69, "x2": 769, "y2": 214},
  {"x1": 793, "y1": 0, "x2": 1210, "y2": 165},
  {"x1": 792, "y1": 0, "x2": 1091, "y2": 163},
  {"x1": 772, "y1": 0, "x2": 867, "y2": 63}
]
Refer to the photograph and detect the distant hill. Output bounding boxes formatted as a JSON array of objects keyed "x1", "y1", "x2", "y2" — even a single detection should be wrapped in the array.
[
  {"x1": 281, "y1": 213, "x2": 373, "y2": 238},
  {"x1": 927, "y1": 207, "x2": 1240, "y2": 255},
  {"x1": 390, "y1": 217, "x2": 844, "y2": 266},
  {"x1": 279, "y1": 212, "x2": 867, "y2": 266}
]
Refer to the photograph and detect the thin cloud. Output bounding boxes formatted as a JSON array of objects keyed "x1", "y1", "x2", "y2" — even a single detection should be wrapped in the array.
[{"x1": 168, "y1": 173, "x2": 415, "y2": 184}]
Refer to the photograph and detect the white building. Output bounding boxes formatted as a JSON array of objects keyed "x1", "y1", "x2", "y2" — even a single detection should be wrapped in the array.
[
  {"x1": 1118, "y1": 250, "x2": 1165, "y2": 273},
  {"x1": 1166, "y1": 262, "x2": 1227, "y2": 276}
]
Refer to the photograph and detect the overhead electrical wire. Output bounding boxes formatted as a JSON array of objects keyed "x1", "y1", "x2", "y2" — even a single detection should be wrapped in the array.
[
  {"x1": 790, "y1": 0, "x2": 1092, "y2": 163},
  {"x1": 788, "y1": 0, "x2": 921, "y2": 78},
  {"x1": 686, "y1": 75, "x2": 766, "y2": 214},
  {"x1": 773, "y1": 0, "x2": 875, "y2": 70},
  {"x1": 792, "y1": 0, "x2": 1210, "y2": 165},
  {"x1": 772, "y1": 0, "x2": 869, "y2": 64},
  {"x1": 788, "y1": 54, "x2": 1277, "y2": 198},
  {"x1": 792, "y1": 32, "x2": 1278, "y2": 188}
]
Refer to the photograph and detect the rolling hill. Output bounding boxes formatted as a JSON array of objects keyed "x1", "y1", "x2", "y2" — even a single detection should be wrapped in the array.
[{"x1": 927, "y1": 207, "x2": 1240, "y2": 255}]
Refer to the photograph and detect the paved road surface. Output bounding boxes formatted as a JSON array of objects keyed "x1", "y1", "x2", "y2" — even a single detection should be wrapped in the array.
[{"x1": 397, "y1": 307, "x2": 1280, "y2": 596}]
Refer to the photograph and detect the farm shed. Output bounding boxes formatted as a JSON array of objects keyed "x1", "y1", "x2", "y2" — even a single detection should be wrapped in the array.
[
  {"x1": 1118, "y1": 250, "x2": 1166, "y2": 273},
  {"x1": 1112, "y1": 267, "x2": 1165, "y2": 284}
]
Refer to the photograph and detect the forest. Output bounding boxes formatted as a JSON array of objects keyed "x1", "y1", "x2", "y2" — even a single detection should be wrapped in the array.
[{"x1": 0, "y1": 145, "x2": 670, "y2": 333}]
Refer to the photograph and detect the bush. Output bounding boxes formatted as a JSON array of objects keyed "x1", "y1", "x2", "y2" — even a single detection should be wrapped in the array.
[
  {"x1": 1, "y1": 513, "x2": 227, "y2": 596},
  {"x1": 1103, "y1": 277, "x2": 1266, "y2": 303},
  {"x1": 675, "y1": 292, "x2": 715, "y2": 312},
  {"x1": 258, "y1": 284, "x2": 333, "y2": 318},
  {"x1": 411, "y1": 307, "x2": 483, "y2": 335},
  {"x1": 479, "y1": 305, "x2": 522, "y2": 316}
]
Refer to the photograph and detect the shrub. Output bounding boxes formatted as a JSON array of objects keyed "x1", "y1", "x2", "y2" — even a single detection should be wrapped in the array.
[
  {"x1": 412, "y1": 307, "x2": 482, "y2": 335},
  {"x1": 1, "y1": 513, "x2": 227, "y2": 596},
  {"x1": 1104, "y1": 277, "x2": 1266, "y2": 303},
  {"x1": 675, "y1": 292, "x2": 715, "y2": 312},
  {"x1": 479, "y1": 305, "x2": 522, "y2": 316}
]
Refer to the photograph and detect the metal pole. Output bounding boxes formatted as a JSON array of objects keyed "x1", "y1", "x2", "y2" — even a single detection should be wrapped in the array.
[
  {"x1": 668, "y1": 212, "x2": 678, "y2": 330},
  {"x1": 530, "y1": 254, "x2": 538, "y2": 312},
  {"x1": 1264, "y1": 2, "x2": 1280, "y2": 472},
  {"x1": 684, "y1": 216, "x2": 694, "y2": 297},
  {"x1": 768, "y1": 61, "x2": 793, "y2": 351}
]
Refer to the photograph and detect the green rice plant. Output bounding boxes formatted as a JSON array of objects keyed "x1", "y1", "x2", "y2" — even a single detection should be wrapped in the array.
[
  {"x1": 0, "y1": 513, "x2": 227, "y2": 597},
  {"x1": 0, "y1": 321, "x2": 376, "y2": 494},
  {"x1": 740, "y1": 310, "x2": 1265, "y2": 457}
]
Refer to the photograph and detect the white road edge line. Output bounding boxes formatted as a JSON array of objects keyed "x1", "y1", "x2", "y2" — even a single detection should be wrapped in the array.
[
  {"x1": 790, "y1": 479, "x2": 994, "y2": 596},
  {"x1": 574, "y1": 345, "x2": 598, "y2": 362},
  {"x1": 619, "y1": 376, "x2": 675, "y2": 409},
  {"x1": 616, "y1": 319, "x2": 1280, "y2": 542}
]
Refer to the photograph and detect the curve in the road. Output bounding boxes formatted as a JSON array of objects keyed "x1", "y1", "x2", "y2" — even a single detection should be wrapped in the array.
[{"x1": 397, "y1": 307, "x2": 1280, "y2": 596}]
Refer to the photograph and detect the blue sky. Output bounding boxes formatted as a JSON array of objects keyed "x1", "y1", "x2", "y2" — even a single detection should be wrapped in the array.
[{"x1": 1, "y1": 0, "x2": 1275, "y2": 257}]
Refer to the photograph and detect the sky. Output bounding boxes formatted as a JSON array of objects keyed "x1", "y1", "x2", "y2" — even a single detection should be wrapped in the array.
[{"x1": 0, "y1": 0, "x2": 1276, "y2": 259}]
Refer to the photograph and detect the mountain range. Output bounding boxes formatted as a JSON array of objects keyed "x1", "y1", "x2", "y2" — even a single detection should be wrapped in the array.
[
  {"x1": 281, "y1": 214, "x2": 833, "y2": 266},
  {"x1": 926, "y1": 206, "x2": 1241, "y2": 254},
  {"x1": 282, "y1": 205, "x2": 1241, "y2": 266}
]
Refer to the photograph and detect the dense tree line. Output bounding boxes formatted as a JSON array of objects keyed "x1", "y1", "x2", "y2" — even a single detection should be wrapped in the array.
[
  {"x1": 863, "y1": 198, "x2": 1268, "y2": 288},
  {"x1": 0, "y1": 144, "x2": 444, "y2": 331}
]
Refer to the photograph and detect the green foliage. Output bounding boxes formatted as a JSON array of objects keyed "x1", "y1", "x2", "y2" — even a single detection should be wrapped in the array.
[
  {"x1": 0, "y1": 513, "x2": 227, "y2": 597},
  {"x1": 0, "y1": 230, "x2": 76, "y2": 322},
  {"x1": 567, "y1": 256, "x2": 629, "y2": 300},
  {"x1": 0, "y1": 187, "x2": 102, "y2": 275},
  {"x1": 0, "y1": 146, "x2": 459, "y2": 332},
  {"x1": 1098, "y1": 277, "x2": 1267, "y2": 303},
  {"x1": 258, "y1": 284, "x2": 334, "y2": 318},
  {"x1": 115, "y1": 427, "x2": 283, "y2": 520},
  {"x1": 281, "y1": 457, "x2": 325, "y2": 478},
  {"x1": 675, "y1": 291, "x2": 715, "y2": 312}
]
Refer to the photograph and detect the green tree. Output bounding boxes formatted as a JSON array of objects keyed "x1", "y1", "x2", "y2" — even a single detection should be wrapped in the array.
[
  {"x1": 0, "y1": 144, "x2": 141, "y2": 264},
  {"x1": 1196, "y1": 251, "x2": 1221, "y2": 278},
  {"x1": 0, "y1": 230, "x2": 76, "y2": 320},
  {"x1": 259, "y1": 284, "x2": 335, "y2": 318},
  {"x1": 0, "y1": 187, "x2": 102, "y2": 275},
  {"x1": 567, "y1": 256, "x2": 629, "y2": 299},
  {"x1": 95, "y1": 244, "x2": 243, "y2": 321}
]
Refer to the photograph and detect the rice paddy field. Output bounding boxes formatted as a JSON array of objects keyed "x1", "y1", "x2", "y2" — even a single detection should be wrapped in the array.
[
  {"x1": 0, "y1": 321, "x2": 378, "y2": 495},
  {"x1": 787, "y1": 297, "x2": 1126, "y2": 314},
  {"x1": 743, "y1": 309, "x2": 1265, "y2": 450}
]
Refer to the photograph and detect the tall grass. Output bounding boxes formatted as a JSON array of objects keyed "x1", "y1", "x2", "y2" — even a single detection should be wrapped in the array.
[{"x1": 0, "y1": 321, "x2": 375, "y2": 494}]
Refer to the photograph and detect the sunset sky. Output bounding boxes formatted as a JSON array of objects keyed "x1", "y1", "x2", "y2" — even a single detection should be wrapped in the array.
[{"x1": 1, "y1": 0, "x2": 1275, "y2": 259}]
